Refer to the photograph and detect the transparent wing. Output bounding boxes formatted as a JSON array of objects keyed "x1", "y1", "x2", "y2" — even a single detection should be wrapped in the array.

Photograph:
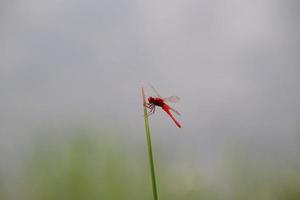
[
  {"x1": 169, "y1": 106, "x2": 181, "y2": 116},
  {"x1": 149, "y1": 84, "x2": 162, "y2": 98},
  {"x1": 163, "y1": 96, "x2": 180, "y2": 103}
]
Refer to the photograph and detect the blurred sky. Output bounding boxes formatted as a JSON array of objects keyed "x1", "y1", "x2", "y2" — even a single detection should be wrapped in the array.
[{"x1": 1, "y1": 0, "x2": 300, "y2": 172}]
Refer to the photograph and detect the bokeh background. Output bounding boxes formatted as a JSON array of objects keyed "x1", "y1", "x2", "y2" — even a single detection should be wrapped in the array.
[{"x1": 1, "y1": 0, "x2": 300, "y2": 199}]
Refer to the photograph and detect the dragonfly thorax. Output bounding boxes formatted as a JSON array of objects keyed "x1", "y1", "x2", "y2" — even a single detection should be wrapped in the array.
[{"x1": 148, "y1": 96, "x2": 164, "y2": 107}]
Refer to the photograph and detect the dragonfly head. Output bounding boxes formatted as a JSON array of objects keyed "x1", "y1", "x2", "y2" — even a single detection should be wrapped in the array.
[{"x1": 148, "y1": 96, "x2": 154, "y2": 103}]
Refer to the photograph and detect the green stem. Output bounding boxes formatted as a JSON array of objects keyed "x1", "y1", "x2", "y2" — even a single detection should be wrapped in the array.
[{"x1": 142, "y1": 87, "x2": 159, "y2": 200}]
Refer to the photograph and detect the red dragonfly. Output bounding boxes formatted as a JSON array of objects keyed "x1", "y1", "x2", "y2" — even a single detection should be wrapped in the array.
[{"x1": 144, "y1": 85, "x2": 182, "y2": 128}]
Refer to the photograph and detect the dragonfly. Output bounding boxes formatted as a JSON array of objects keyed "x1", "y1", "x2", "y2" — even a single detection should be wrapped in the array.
[{"x1": 144, "y1": 85, "x2": 182, "y2": 128}]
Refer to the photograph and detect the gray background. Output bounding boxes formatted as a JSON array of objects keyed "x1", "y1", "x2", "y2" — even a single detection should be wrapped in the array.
[{"x1": 1, "y1": 0, "x2": 300, "y2": 174}]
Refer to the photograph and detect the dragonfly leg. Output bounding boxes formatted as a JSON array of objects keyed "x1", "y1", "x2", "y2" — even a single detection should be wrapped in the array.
[
  {"x1": 146, "y1": 105, "x2": 155, "y2": 117},
  {"x1": 149, "y1": 104, "x2": 154, "y2": 113},
  {"x1": 144, "y1": 103, "x2": 152, "y2": 109}
]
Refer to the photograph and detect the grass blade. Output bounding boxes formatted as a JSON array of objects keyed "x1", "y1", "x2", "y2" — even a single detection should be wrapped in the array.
[{"x1": 142, "y1": 86, "x2": 159, "y2": 200}]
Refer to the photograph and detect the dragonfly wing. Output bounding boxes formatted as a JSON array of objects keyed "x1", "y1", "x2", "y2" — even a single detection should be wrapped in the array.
[
  {"x1": 169, "y1": 106, "x2": 181, "y2": 116},
  {"x1": 163, "y1": 96, "x2": 180, "y2": 103},
  {"x1": 150, "y1": 84, "x2": 162, "y2": 98}
]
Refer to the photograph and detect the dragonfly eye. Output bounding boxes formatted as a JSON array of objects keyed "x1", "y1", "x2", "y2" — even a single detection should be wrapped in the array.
[{"x1": 148, "y1": 97, "x2": 153, "y2": 102}]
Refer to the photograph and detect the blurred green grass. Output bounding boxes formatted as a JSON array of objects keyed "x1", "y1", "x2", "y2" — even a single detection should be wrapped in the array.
[{"x1": 0, "y1": 128, "x2": 299, "y2": 200}]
